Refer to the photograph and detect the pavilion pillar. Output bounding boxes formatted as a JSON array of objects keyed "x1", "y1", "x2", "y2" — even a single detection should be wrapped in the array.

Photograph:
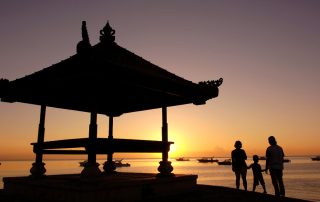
[
  {"x1": 103, "y1": 116, "x2": 116, "y2": 174},
  {"x1": 157, "y1": 106, "x2": 174, "y2": 177},
  {"x1": 30, "y1": 105, "x2": 47, "y2": 177},
  {"x1": 81, "y1": 112, "x2": 101, "y2": 178}
]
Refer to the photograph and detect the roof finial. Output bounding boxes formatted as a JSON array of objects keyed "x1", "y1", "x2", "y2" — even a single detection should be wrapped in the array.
[
  {"x1": 81, "y1": 21, "x2": 90, "y2": 44},
  {"x1": 100, "y1": 21, "x2": 115, "y2": 43},
  {"x1": 77, "y1": 21, "x2": 91, "y2": 54}
]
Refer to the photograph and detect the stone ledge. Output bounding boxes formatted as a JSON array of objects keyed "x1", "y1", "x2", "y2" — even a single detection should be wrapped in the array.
[{"x1": 3, "y1": 172, "x2": 197, "y2": 202}]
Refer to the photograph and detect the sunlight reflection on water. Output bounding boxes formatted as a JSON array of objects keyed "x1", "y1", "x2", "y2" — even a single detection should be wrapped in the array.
[{"x1": 0, "y1": 157, "x2": 319, "y2": 201}]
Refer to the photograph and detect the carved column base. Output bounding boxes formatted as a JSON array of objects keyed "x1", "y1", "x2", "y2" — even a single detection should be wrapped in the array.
[
  {"x1": 30, "y1": 162, "x2": 46, "y2": 178},
  {"x1": 157, "y1": 161, "x2": 174, "y2": 177},
  {"x1": 103, "y1": 161, "x2": 116, "y2": 174},
  {"x1": 81, "y1": 162, "x2": 101, "y2": 178}
]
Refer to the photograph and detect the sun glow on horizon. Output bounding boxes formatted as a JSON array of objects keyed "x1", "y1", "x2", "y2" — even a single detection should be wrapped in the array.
[{"x1": 1, "y1": 1, "x2": 320, "y2": 160}]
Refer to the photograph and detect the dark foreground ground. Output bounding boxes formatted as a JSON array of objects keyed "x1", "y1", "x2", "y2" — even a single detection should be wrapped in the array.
[
  {"x1": 150, "y1": 185, "x2": 312, "y2": 202},
  {"x1": 0, "y1": 185, "x2": 311, "y2": 202}
]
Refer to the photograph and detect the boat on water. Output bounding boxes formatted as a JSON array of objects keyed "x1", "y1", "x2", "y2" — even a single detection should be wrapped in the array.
[
  {"x1": 259, "y1": 156, "x2": 290, "y2": 162},
  {"x1": 311, "y1": 156, "x2": 320, "y2": 161},
  {"x1": 80, "y1": 159, "x2": 130, "y2": 167},
  {"x1": 176, "y1": 157, "x2": 190, "y2": 161},
  {"x1": 114, "y1": 159, "x2": 131, "y2": 167},
  {"x1": 197, "y1": 157, "x2": 218, "y2": 163},
  {"x1": 79, "y1": 160, "x2": 88, "y2": 167},
  {"x1": 217, "y1": 159, "x2": 232, "y2": 165},
  {"x1": 114, "y1": 159, "x2": 130, "y2": 167}
]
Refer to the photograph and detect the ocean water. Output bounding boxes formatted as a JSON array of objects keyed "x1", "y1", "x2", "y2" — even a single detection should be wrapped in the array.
[{"x1": 0, "y1": 157, "x2": 319, "y2": 202}]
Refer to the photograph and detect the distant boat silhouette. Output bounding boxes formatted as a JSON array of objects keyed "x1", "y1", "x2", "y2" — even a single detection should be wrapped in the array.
[
  {"x1": 114, "y1": 159, "x2": 130, "y2": 167},
  {"x1": 176, "y1": 157, "x2": 190, "y2": 161},
  {"x1": 217, "y1": 159, "x2": 232, "y2": 165},
  {"x1": 79, "y1": 160, "x2": 88, "y2": 167},
  {"x1": 259, "y1": 156, "x2": 290, "y2": 162},
  {"x1": 79, "y1": 159, "x2": 131, "y2": 167},
  {"x1": 197, "y1": 157, "x2": 218, "y2": 163},
  {"x1": 311, "y1": 156, "x2": 320, "y2": 161}
]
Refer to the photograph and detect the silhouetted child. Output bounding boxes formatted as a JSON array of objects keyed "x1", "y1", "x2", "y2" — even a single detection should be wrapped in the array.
[{"x1": 247, "y1": 155, "x2": 267, "y2": 193}]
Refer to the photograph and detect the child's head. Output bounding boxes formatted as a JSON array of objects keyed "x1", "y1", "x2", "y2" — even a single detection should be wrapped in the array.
[{"x1": 253, "y1": 155, "x2": 259, "y2": 162}]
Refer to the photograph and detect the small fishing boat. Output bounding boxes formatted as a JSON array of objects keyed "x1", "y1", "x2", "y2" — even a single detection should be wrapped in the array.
[
  {"x1": 217, "y1": 159, "x2": 232, "y2": 165},
  {"x1": 283, "y1": 158, "x2": 291, "y2": 163},
  {"x1": 197, "y1": 157, "x2": 218, "y2": 163},
  {"x1": 259, "y1": 157, "x2": 290, "y2": 162},
  {"x1": 176, "y1": 157, "x2": 190, "y2": 161},
  {"x1": 79, "y1": 160, "x2": 88, "y2": 167},
  {"x1": 311, "y1": 156, "x2": 320, "y2": 161},
  {"x1": 115, "y1": 159, "x2": 130, "y2": 167}
]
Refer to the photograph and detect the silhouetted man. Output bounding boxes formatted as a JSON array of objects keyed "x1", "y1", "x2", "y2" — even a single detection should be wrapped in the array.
[{"x1": 265, "y1": 136, "x2": 285, "y2": 197}]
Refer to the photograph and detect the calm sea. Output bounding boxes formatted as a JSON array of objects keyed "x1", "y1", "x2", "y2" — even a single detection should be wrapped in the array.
[{"x1": 0, "y1": 157, "x2": 319, "y2": 202}]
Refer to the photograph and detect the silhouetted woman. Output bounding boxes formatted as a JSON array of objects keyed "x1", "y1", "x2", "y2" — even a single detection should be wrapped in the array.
[{"x1": 231, "y1": 140, "x2": 247, "y2": 190}]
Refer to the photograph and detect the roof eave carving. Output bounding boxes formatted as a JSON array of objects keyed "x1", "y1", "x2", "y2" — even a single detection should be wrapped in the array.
[
  {"x1": 0, "y1": 78, "x2": 9, "y2": 99},
  {"x1": 198, "y1": 78, "x2": 223, "y2": 88}
]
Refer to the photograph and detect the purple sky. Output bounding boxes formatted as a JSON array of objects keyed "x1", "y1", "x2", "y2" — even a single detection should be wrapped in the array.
[{"x1": 1, "y1": 1, "x2": 320, "y2": 159}]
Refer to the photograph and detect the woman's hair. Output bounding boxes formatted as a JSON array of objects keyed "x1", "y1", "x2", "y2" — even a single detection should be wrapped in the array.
[{"x1": 234, "y1": 140, "x2": 242, "y2": 148}]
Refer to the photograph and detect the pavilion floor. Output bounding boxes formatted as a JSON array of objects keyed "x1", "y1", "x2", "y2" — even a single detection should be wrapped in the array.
[
  {"x1": 2, "y1": 172, "x2": 197, "y2": 202},
  {"x1": 1, "y1": 172, "x2": 311, "y2": 202}
]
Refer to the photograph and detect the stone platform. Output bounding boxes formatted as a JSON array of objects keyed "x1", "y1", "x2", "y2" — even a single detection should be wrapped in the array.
[{"x1": 3, "y1": 172, "x2": 197, "y2": 202}]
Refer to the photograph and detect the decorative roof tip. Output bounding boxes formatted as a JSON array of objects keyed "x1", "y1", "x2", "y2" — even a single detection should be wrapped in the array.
[
  {"x1": 199, "y1": 78, "x2": 223, "y2": 87},
  {"x1": 100, "y1": 21, "x2": 115, "y2": 43},
  {"x1": 76, "y1": 21, "x2": 91, "y2": 54},
  {"x1": 81, "y1": 21, "x2": 90, "y2": 44}
]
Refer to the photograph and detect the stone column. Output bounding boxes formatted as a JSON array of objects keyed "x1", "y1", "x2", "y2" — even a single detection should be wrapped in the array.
[
  {"x1": 157, "y1": 106, "x2": 173, "y2": 176},
  {"x1": 103, "y1": 116, "x2": 116, "y2": 173},
  {"x1": 30, "y1": 105, "x2": 47, "y2": 177},
  {"x1": 81, "y1": 112, "x2": 101, "y2": 178}
]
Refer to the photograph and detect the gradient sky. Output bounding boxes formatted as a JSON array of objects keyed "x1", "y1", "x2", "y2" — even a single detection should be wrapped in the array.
[{"x1": 1, "y1": 0, "x2": 320, "y2": 160}]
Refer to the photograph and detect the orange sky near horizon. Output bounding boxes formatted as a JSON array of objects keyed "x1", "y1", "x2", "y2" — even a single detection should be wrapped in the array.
[{"x1": 1, "y1": 1, "x2": 320, "y2": 161}]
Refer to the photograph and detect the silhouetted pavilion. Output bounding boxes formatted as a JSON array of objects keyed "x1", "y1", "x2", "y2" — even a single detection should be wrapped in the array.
[{"x1": 0, "y1": 21, "x2": 222, "y2": 177}]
